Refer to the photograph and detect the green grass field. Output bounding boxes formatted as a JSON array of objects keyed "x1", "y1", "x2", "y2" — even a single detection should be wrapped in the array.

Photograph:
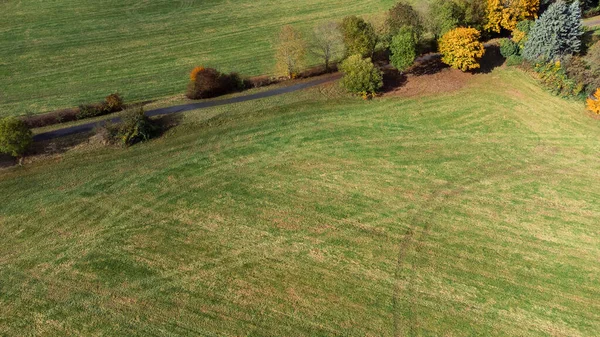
[
  {"x1": 0, "y1": 0, "x2": 403, "y2": 117},
  {"x1": 1, "y1": 68, "x2": 599, "y2": 336}
]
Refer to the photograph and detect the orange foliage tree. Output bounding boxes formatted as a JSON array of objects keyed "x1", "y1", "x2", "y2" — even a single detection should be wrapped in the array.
[
  {"x1": 587, "y1": 89, "x2": 600, "y2": 114},
  {"x1": 439, "y1": 27, "x2": 485, "y2": 71},
  {"x1": 190, "y1": 66, "x2": 205, "y2": 82},
  {"x1": 485, "y1": 0, "x2": 539, "y2": 33}
]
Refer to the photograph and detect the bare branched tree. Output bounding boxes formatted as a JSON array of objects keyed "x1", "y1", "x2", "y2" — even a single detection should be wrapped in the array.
[{"x1": 311, "y1": 22, "x2": 344, "y2": 72}]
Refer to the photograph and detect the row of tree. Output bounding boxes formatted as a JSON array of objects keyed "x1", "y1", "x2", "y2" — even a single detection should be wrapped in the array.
[{"x1": 274, "y1": 0, "x2": 598, "y2": 97}]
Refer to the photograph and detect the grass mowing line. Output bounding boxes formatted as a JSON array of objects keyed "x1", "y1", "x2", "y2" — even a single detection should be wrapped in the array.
[
  {"x1": 1, "y1": 68, "x2": 600, "y2": 335},
  {"x1": 0, "y1": 0, "x2": 399, "y2": 117}
]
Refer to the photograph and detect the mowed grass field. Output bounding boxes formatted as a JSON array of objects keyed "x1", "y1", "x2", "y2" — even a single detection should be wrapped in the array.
[
  {"x1": 0, "y1": 0, "x2": 404, "y2": 117},
  {"x1": 1, "y1": 68, "x2": 599, "y2": 336}
]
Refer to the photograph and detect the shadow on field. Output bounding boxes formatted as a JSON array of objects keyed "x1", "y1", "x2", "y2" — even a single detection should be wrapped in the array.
[
  {"x1": 382, "y1": 69, "x2": 408, "y2": 92},
  {"x1": 0, "y1": 154, "x2": 16, "y2": 168},
  {"x1": 153, "y1": 113, "x2": 184, "y2": 137}
]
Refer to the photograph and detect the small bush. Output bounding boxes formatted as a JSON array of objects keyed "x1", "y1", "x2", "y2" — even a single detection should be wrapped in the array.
[
  {"x1": 587, "y1": 89, "x2": 600, "y2": 114},
  {"x1": 77, "y1": 93, "x2": 124, "y2": 120},
  {"x1": 563, "y1": 55, "x2": 598, "y2": 95},
  {"x1": 534, "y1": 61, "x2": 583, "y2": 97},
  {"x1": 118, "y1": 107, "x2": 156, "y2": 146},
  {"x1": 500, "y1": 38, "x2": 519, "y2": 58},
  {"x1": 23, "y1": 108, "x2": 79, "y2": 128},
  {"x1": 506, "y1": 54, "x2": 524, "y2": 66},
  {"x1": 77, "y1": 103, "x2": 105, "y2": 120},
  {"x1": 0, "y1": 117, "x2": 33, "y2": 157},
  {"x1": 186, "y1": 67, "x2": 244, "y2": 99},
  {"x1": 104, "y1": 93, "x2": 124, "y2": 112},
  {"x1": 439, "y1": 27, "x2": 485, "y2": 71},
  {"x1": 586, "y1": 40, "x2": 600, "y2": 74},
  {"x1": 339, "y1": 54, "x2": 383, "y2": 96}
]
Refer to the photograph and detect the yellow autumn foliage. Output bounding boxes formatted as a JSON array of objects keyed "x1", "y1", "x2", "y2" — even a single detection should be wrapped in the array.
[
  {"x1": 485, "y1": 0, "x2": 539, "y2": 33},
  {"x1": 587, "y1": 89, "x2": 600, "y2": 114},
  {"x1": 512, "y1": 28, "x2": 526, "y2": 44},
  {"x1": 439, "y1": 27, "x2": 485, "y2": 72}
]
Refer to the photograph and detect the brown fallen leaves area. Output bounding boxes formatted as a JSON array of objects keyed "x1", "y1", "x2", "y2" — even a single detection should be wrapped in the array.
[
  {"x1": 383, "y1": 45, "x2": 505, "y2": 98},
  {"x1": 383, "y1": 65, "x2": 474, "y2": 98}
]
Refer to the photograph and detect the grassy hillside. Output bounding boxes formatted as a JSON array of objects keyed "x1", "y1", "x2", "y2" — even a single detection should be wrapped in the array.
[
  {"x1": 0, "y1": 0, "x2": 401, "y2": 117},
  {"x1": 1, "y1": 68, "x2": 600, "y2": 336}
]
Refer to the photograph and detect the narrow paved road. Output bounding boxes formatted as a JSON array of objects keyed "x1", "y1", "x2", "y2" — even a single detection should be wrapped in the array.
[
  {"x1": 585, "y1": 15, "x2": 600, "y2": 27},
  {"x1": 33, "y1": 74, "x2": 341, "y2": 142}
]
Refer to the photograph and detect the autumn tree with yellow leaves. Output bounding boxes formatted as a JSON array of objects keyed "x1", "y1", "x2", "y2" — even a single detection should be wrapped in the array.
[
  {"x1": 439, "y1": 27, "x2": 485, "y2": 71},
  {"x1": 485, "y1": 0, "x2": 540, "y2": 33},
  {"x1": 275, "y1": 25, "x2": 307, "y2": 79}
]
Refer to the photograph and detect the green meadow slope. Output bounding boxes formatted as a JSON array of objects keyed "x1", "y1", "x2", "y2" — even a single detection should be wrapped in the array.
[
  {"x1": 1, "y1": 68, "x2": 599, "y2": 336},
  {"x1": 0, "y1": 0, "x2": 402, "y2": 117}
]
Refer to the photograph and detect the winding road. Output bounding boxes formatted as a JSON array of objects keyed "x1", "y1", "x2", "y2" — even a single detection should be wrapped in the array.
[
  {"x1": 33, "y1": 74, "x2": 341, "y2": 142},
  {"x1": 31, "y1": 16, "x2": 600, "y2": 142}
]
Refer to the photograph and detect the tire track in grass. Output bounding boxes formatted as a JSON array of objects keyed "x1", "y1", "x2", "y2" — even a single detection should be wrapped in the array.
[{"x1": 392, "y1": 133, "x2": 546, "y2": 336}]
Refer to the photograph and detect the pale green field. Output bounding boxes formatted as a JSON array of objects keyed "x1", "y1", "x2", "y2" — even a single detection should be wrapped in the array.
[
  {"x1": 0, "y1": 0, "x2": 402, "y2": 117},
  {"x1": 1, "y1": 68, "x2": 599, "y2": 336}
]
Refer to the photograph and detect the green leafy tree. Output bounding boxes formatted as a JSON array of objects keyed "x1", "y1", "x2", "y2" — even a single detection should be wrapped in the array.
[
  {"x1": 456, "y1": 0, "x2": 488, "y2": 31},
  {"x1": 339, "y1": 54, "x2": 383, "y2": 95},
  {"x1": 387, "y1": 1, "x2": 424, "y2": 38},
  {"x1": 523, "y1": 0, "x2": 583, "y2": 61},
  {"x1": 0, "y1": 117, "x2": 32, "y2": 158},
  {"x1": 340, "y1": 16, "x2": 378, "y2": 58},
  {"x1": 390, "y1": 27, "x2": 417, "y2": 71},
  {"x1": 427, "y1": 0, "x2": 464, "y2": 38}
]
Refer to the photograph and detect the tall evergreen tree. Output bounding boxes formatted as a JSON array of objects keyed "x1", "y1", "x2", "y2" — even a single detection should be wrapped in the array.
[
  {"x1": 523, "y1": 0, "x2": 582, "y2": 61},
  {"x1": 564, "y1": 1, "x2": 582, "y2": 54}
]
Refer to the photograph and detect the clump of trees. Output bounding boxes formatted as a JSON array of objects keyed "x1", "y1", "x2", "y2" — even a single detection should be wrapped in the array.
[
  {"x1": 439, "y1": 28, "x2": 485, "y2": 71},
  {"x1": 0, "y1": 117, "x2": 32, "y2": 162}
]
